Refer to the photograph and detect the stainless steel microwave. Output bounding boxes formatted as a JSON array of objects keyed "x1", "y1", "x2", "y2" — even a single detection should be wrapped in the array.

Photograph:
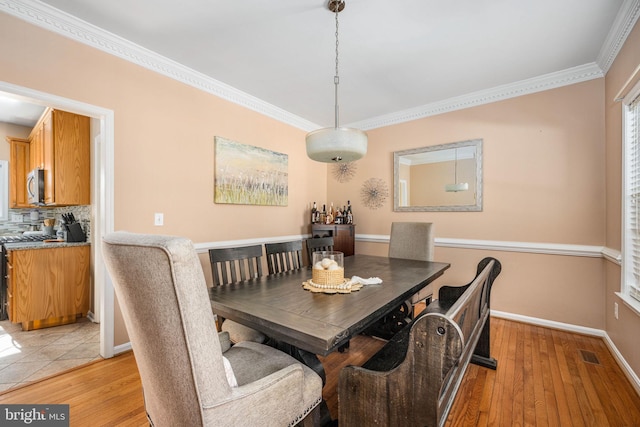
[{"x1": 27, "y1": 168, "x2": 45, "y2": 205}]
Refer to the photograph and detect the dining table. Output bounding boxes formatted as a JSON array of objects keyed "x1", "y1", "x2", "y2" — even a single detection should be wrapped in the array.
[
  {"x1": 209, "y1": 254, "x2": 450, "y2": 424},
  {"x1": 209, "y1": 254, "x2": 450, "y2": 356}
]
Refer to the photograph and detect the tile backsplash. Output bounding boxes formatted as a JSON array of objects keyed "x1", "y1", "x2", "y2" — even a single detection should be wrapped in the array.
[{"x1": 0, "y1": 205, "x2": 91, "y2": 239}]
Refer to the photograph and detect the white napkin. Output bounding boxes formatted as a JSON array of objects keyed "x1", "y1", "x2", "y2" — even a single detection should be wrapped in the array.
[{"x1": 349, "y1": 276, "x2": 383, "y2": 285}]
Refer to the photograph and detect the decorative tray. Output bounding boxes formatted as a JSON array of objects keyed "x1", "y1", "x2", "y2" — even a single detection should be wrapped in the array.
[{"x1": 302, "y1": 279, "x2": 363, "y2": 294}]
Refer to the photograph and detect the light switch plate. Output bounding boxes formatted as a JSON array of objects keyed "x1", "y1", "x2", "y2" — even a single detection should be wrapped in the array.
[
  {"x1": 10, "y1": 213, "x2": 23, "y2": 223},
  {"x1": 154, "y1": 213, "x2": 164, "y2": 226}
]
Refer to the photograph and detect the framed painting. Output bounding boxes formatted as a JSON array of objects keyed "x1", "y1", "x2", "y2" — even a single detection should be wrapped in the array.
[{"x1": 214, "y1": 136, "x2": 288, "y2": 206}]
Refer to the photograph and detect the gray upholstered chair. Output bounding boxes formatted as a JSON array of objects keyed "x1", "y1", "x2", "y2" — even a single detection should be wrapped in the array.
[
  {"x1": 103, "y1": 232, "x2": 322, "y2": 427},
  {"x1": 389, "y1": 222, "x2": 435, "y2": 317},
  {"x1": 209, "y1": 245, "x2": 267, "y2": 344}
]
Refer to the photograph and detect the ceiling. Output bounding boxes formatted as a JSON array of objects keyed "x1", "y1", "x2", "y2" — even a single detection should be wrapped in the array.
[{"x1": 0, "y1": 0, "x2": 637, "y2": 130}]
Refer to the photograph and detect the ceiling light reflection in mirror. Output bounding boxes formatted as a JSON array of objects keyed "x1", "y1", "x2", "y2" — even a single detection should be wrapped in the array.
[{"x1": 393, "y1": 139, "x2": 483, "y2": 212}]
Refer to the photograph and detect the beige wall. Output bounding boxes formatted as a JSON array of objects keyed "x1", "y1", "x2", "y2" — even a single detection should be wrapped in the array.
[
  {"x1": 1, "y1": 9, "x2": 638, "y2": 379},
  {"x1": 330, "y1": 80, "x2": 607, "y2": 331},
  {"x1": 604, "y1": 18, "x2": 640, "y2": 378},
  {"x1": 0, "y1": 13, "x2": 327, "y2": 346},
  {"x1": 0, "y1": 122, "x2": 30, "y2": 158}
]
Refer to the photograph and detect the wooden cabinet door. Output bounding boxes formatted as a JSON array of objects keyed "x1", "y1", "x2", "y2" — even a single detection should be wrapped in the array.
[
  {"x1": 7, "y1": 138, "x2": 30, "y2": 208},
  {"x1": 67, "y1": 246, "x2": 91, "y2": 316},
  {"x1": 42, "y1": 111, "x2": 55, "y2": 204},
  {"x1": 29, "y1": 122, "x2": 44, "y2": 171},
  {"x1": 6, "y1": 252, "x2": 14, "y2": 321},
  {"x1": 11, "y1": 246, "x2": 90, "y2": 324},
  {"x1": 333, "y1": 225, "x2": 355, "y2": 256},
  {"x1": 49, "y1": 110, "x2": 90, "y2": 205},
  {"x1": 311, "y1": 224, "x2": 355, "y2": 256}
]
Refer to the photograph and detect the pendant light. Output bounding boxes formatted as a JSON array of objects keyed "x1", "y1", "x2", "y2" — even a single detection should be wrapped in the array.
[
  {"x1": 306, "y1": 0, "x2": 367, "y2": 163},
  {"x1": 444, "y1": 148, "x2": 469, "y2": 192}
]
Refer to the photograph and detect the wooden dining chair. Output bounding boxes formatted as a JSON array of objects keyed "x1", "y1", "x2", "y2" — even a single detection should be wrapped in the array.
[
  {"x1": 208, "y1": 245, "x2": 266, "y2": 344},
  {"x1": 305, "y1": 236, "x2": 334, "y2": 266},
  {"x1": 264, "y1": 240, "x2": 303, "y2": 274}
]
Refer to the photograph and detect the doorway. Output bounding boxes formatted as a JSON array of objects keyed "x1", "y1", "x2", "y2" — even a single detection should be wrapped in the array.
[{"x1": 0, "y1": 81, "x2": 115, "y2": 359}]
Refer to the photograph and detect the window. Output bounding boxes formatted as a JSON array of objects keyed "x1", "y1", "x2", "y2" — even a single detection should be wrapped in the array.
[{"x1": 623, "y1": 80, "x2": 640, "y2": 305}]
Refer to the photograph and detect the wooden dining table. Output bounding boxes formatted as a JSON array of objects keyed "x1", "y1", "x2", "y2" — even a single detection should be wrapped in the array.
[
  {"x1": 209, "y1": 254, "x2": 449, "y2": 425},
  {"x1": 209, "y1": 254, "x2": 450, "y2": 356}
]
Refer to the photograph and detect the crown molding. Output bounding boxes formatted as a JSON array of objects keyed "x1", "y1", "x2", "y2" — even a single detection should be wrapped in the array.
[
  {"x1": 347, "y1": 63, "x2": 605, "y2": 131},
  {"x1": 596, "y1": 0, "x2": 640, "y2": 73},
  {"x1": 2, "y1": 0, "x2": 636, "y2": 133},
  {"x1": 0, "y1": 0, "x2": 318, "y2": 131}
]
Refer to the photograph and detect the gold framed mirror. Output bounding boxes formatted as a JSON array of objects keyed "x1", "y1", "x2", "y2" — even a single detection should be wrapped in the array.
[{"x1": 393, "y1": 139, "x2": 483, "y2": 212}]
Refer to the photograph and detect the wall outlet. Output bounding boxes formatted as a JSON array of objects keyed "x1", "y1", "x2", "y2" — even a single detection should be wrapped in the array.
[
  {"x1": 154, "y1": 213, "x2": 164, "y2": 226},
  {"x1": 10, "y1": 213, "x2": 23, "y2": 223},
  {"x1": 614, "y1": 302, "x2": 619, "y2": 320}
]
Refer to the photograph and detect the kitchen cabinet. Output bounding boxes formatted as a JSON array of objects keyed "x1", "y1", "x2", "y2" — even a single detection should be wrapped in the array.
[
  {"x1": 30, "y1": 108, "x2": 90, "y2": 206},
  {"x1": 7, "y1": 245, "x2": 91, "y2": 331},
  {"x1": 311, "y1": 224, "x2": 355, "y2": 256},
  {"x1": 6, "y1": 137, "x2": 31, "y2": 208},
  {"x1": 29, "y1": 117, "x2": 44, "y2": 171},
  {"x1": 7, "y1": 108, "x2": 90, "y2": 207}
]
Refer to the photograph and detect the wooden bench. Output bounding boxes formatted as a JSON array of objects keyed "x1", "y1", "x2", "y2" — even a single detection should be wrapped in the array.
[{"x1": 338, "y1": 257, "x2": 502, "y2": 427}]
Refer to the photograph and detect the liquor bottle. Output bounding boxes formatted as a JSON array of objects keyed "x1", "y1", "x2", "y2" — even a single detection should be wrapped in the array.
[
  {"x1": 311, "y1": 202, "x2": 317, "y2": 224},
  {"x1": 320, "y1": 204, "x2": 327, "y2": 225},
  {"x1": 335, "y1": 207, "x2": 343, "y2": 224},
  {"x1": 347, "y1": 200, "x2": 353, "y2": 224},
  {"x1": 329, "y1": 202, "x2": 335, "y2": 224}
]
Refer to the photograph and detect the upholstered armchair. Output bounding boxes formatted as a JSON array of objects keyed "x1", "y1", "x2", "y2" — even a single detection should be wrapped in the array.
[{"x1": 102, "y1": 232, "x2": 322, "y2": 427}]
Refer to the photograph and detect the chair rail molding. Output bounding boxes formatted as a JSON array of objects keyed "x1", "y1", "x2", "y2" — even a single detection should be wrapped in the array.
[
  {"x1": 356, "y1": 234, "x2": 606, "y2": 258},
  {"x1": 197, "y1": 235, "x2": 620, "y2": 261},
  {"x1": 194, "y1": 234, "x2": 308, "y2": 254}
]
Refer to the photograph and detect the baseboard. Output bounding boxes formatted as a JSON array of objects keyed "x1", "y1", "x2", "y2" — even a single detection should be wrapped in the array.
[
  {"x1": 113, "y1": 342, "x2": 132, "y2": 355},
  {"x1": 491, "y1": 310, "x2": 640, "y2": 396},
  {"x1": 491, "y1": 310, "x2": 606, "y2": 336},
  {"x1": 602, "y1": 333, "x2": 640, "y2": 397}
]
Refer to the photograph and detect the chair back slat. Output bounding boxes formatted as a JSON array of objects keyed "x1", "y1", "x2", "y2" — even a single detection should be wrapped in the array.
[
  {"x1": 209, "y1": 245, "x2": 263, "y2": 286},
  {"x1": 305, "y1": 237, "x2": 334, "y2": 265},
  {"x1": 265, "y1": 240, "x2": 303, "y2": 274}
]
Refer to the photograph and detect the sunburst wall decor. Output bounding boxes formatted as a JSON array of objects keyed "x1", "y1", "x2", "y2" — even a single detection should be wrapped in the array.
[
  {"x1": 361, "y1": 178, "x2": 389, "y2": 210},
  {"x1": 332, "y1": 162, "x2": 357, "y2": 183}
]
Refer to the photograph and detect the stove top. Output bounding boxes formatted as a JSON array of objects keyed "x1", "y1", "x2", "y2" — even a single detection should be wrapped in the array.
[{"x1": 0, "y1": 234, "x2": 57, "y2": 244}]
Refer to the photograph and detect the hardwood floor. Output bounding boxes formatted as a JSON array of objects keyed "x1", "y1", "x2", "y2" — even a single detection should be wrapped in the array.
[{"x1": 0, "y1": 318, "x2": 638, "y2": 426}]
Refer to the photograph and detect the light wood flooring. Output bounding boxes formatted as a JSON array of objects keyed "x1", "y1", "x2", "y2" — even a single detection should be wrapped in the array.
[{"x1": 0, "y1": 318, "x2": 638, "y2": 426}]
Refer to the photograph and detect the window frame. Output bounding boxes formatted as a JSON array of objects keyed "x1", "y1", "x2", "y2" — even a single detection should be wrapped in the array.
[{"x1": 621, "y1": 78, "x2": 640, "y2": 314}]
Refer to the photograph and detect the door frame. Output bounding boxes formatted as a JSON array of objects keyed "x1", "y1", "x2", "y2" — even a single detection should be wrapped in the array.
[{"x1": 0, "y1": 80, "x2": 115, "y2": 358}]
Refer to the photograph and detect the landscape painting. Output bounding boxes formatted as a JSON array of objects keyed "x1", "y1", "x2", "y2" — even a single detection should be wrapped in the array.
[{"x1": 214, "y1": 136, "x2": 288, "y2": 206}]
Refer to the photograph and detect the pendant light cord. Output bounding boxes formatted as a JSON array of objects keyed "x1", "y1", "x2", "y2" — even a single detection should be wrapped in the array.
[
  {"x1": 454, "y1": 148, "x2": 458, "y2": 184},
  {"x1": 334, "y1": 2, "x2": 340, "y2": 128}
]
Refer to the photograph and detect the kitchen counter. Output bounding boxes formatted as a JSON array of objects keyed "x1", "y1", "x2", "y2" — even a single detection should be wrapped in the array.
[
  {"x1": 4, "y1": 241, "x2": 91, "y2": 250},
  {"x1": 6, "y1": 242, "x2": 91, "y2": 330}
]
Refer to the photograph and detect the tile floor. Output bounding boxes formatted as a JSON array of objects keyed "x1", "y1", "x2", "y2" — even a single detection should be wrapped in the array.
[{"x1": 0, "y1": 318, "x2": 101, "y2": 391}]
